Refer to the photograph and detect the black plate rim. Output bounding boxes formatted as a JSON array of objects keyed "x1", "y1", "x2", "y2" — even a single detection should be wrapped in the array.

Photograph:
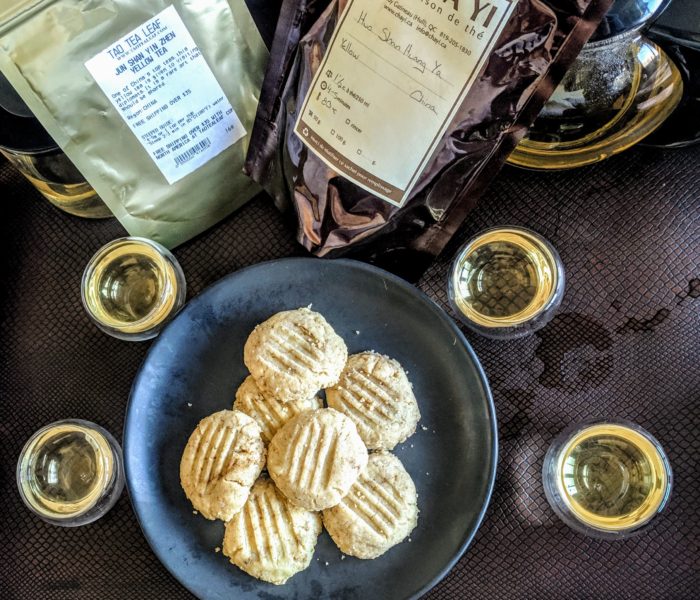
[{"x1": 124, "y1": 257, "x2": 498, "y2": 600}]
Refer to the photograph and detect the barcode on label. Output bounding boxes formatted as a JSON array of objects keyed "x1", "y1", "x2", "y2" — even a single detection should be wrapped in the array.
[{"x1": 174, "y1": 138, "x2": 212, "y2": 167}]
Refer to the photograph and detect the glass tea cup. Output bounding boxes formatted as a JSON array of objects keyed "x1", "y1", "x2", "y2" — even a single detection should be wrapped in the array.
[
  {"x1": 542, "y1": 418, "x2": 672, "y2": 539},
  {"x1": 17, "y1": 419, "x2": 125, "y2": 527},
  {"x1": 81, "y1": 237, "x2": 187, "y2": 341},
  {"x1": 448, "y1": 226, "x2": 565, "y2": 339}
]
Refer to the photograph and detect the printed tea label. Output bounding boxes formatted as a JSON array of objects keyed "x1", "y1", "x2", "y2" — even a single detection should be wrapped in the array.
[
  {"x1": 294, "y1": 0, "x2": 515, "y2": 206},
  {"x1": 85, "y1": 5, "x2": 246, "y2": 184}
]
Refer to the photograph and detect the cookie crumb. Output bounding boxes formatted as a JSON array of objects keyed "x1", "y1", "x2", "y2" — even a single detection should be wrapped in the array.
[
  {"x1": 214, "y1": 547, "x2": 221, "y2": 553},
  {"x1": 187, "y1": 402, "x2": 192, "y2": 407},
  {"x1": 192, "y1": 510, "x2": 198, "y2": 515},
  {"x1": 324, "y1": 561, "x2": 329, "y2": 566},
  {"x1": 408, "y1": 538, "x2": 412, "y2": 542},
  {"x1": 421, "y1": 425, "x2": 428, "y2": 431},
  {"x1": 340, "y1": 555, "x2": 346, "y2": 560},
  {"x1": 410, "y1": 444, "x2": 414, "y2": 448},
  {"x1": 355, "y1": 330, "x2": 360, "y2": 335}
]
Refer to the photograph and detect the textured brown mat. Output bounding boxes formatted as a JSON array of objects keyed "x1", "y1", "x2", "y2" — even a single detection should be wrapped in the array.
[{"x1": 1, "y1": 145, "x2": 698, "y2": 599}]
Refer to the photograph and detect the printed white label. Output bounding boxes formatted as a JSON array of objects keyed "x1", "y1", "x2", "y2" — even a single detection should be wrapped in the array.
[
  {"x1": 294, "y1": 0, "x2": 516, "y2": 206},
  {"x1": 85, "y1": 5, "x2": 246, "y2": 184}
]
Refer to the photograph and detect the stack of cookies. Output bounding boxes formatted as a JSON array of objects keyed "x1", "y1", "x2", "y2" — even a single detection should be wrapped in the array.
[{"x1": 179, "y1": 307, "x2": 421, "y2": 585}]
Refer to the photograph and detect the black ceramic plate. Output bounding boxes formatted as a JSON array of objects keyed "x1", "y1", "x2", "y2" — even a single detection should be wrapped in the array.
[{"x1": 125, "y1": 258, "x2": 497, "y2": 600}]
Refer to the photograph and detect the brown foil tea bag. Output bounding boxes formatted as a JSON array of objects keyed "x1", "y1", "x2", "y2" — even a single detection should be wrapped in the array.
[{"x1": 245, "y1": 0, "x2": 612, "y2": 277}]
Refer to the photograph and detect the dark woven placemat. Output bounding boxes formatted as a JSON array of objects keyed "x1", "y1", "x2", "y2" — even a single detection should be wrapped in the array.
[{"x1": 1, "y1": 145, "x2": 698, "y2": 599}]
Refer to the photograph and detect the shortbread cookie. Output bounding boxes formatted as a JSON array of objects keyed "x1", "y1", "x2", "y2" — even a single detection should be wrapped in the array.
[
  {"x1": 267, "y1": 408, "x2": 367, "y2": 510},
  {"x1": 233, "y1": 376, "x2": 323, "y2": 444},
  {"x1": 180, "y1": 410, "x2": 266, "y2": 521},
  {"x1": 326, "y1": 352, "x2": 420, "y2": 450},
  {"x1": 223, "y1": 477, "x2": 322, "y2": 585},
  {"x1": 244, "y1": 308, "x2": 347, "y2": 403},
  {"x1": 323, "y1": 452, "x2": 418, "y2": 559}
]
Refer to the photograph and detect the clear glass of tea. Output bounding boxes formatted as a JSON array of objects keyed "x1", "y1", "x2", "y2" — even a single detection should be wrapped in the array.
[
  {"x1": 81, "y1": 237, "x2": 187, "y2": 341},
  {"x1": 448, "y1": 226, "x2": 565, "y2": 339},
  {"x1": 542, "y1": 418, "x2": 672, "y2": 539},
  {"x1": 16, "y1": 419, "x2": 125, "y2": 526}
]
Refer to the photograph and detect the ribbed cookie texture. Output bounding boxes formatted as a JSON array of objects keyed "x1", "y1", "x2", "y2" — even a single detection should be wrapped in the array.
[
  {"x1": 233, "y1": 375, "x2": 323, "y2": 444},
  {"x1": 323, "y1": 451, "x2": 418, "y2": 559},
  {"x1": 243, "y1": 307, "x2": 347, "y2": 403},
  {"x1": 326, "y1": 352, "x2": 420, "y2": 450},
  {"x1": 180, "y1": 410, "x2": 266, "y2": 521},
  {"x1": 223, "y1": 477, "x2": 322, "y2": 585},
  {"x1": 267, "y1": 408, "x2": 368, "y2": 510}
]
